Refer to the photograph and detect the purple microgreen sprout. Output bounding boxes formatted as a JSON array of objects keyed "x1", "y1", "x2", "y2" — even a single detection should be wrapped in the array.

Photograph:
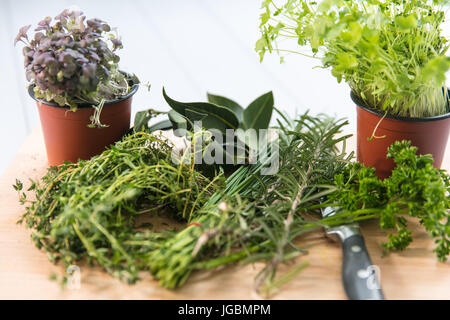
[{"x1": 15, "y1": 8, "x2": 139, "y2": 127}]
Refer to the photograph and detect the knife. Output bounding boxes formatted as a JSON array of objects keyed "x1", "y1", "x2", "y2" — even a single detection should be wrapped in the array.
[{"x1": 321, "y1": 205, "x2": 385, "y2": 300}]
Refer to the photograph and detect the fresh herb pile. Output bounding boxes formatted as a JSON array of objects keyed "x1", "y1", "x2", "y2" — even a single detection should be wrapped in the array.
[
  {"x1": 16, "y1": 112, "x2": 351, "y2": 291},
  {"x1": 15, "y1": 112, "x2": 450, "y2": 294},
  {"x1": 257, "y1": 0, "x2": 450, "y2": 117},
  {"x1": 15, "y1": 131, "x2": 220, "y2": 283},
  {"x1": 148, "y1": 114, "x2": 352, "y2": 291}
]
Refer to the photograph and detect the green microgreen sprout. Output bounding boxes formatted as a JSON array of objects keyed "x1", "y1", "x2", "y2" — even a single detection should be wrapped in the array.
[{"x1": 257, "y1": 0, "x2": 450, "y2": 118}]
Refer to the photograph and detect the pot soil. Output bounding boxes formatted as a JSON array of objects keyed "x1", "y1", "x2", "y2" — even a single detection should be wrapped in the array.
[
  {"x1": 29, "y1": 82, "x2": 138, "y2": 166},
  {"x1": 353, "y1": 91, "x2": 450, "y2": 179}
]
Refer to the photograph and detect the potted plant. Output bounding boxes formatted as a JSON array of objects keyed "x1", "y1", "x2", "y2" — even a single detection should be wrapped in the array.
[
  {"x1": 257, "y1": 0, "x2": 450, "y2": 178},
  {"x1": 14, "y1": 8, "x2": 139, "y2": 166}
]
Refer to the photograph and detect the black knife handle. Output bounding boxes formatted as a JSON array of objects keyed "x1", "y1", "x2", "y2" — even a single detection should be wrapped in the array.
[{"x1": 342, "y1": 234, "x2": 384, "y2": 300}]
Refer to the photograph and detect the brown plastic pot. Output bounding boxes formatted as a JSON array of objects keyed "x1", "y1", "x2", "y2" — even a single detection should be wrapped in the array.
[
  {"x1": 353, "y1": 91, "x2": 450, "y2": 179},
  {"x1": 29, "y1": 82, "x2": 138, "y2": 166}
]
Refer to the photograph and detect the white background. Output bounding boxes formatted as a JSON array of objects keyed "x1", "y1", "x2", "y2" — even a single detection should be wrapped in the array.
[{"x1": 1, "y1": 0, "x2": 449, "y2": 174}]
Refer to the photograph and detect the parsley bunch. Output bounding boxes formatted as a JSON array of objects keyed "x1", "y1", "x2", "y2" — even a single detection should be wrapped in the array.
[{"x1": 328, "y1": 141, "x2": 450, "y2": 261}]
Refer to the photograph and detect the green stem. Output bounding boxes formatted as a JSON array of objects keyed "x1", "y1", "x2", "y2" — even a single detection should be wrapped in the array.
[{"x1": 192, "y1": 240, "x2": 271, "y2": 270}]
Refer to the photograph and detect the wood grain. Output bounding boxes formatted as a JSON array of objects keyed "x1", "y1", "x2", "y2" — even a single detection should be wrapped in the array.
[{"x1": 0, "y1": 126, "x2": 449, "y2": 300}]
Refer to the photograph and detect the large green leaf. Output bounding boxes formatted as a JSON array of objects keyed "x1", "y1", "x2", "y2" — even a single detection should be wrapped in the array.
[
  {"x1": 133, "y1": 109, "x2": 169, "y2": 133},
  {"x1": 242, "y1": 91, "x2": 274, "y2": 131},
  {"x1": 147, "y1": 119, "x2": 173, "y2": 133},
  {"x1": 133, "y1": 110, "x2": 152, "y2": 133},
  {"x1": 185, "y1": 108, "x2": 207, "y2": 122},
  {"x1": 168, "y1": 110, "x2": 187, "y2": 137},
  {"x1": 163, "y1": 88, "x2": 239, "y2": 133},
  {"x1": 207, "y1": 93, "x2": 244, "y2": 121}
]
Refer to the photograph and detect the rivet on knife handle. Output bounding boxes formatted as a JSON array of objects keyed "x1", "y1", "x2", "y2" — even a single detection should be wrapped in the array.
[{"x1": 341, "y1": 234, "x2": 384, "y2": 300}]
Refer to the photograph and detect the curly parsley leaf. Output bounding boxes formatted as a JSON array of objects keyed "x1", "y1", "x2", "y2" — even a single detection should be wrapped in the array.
[{"x1": 329, "y1": 141, "x2": 450, "y2": 261}]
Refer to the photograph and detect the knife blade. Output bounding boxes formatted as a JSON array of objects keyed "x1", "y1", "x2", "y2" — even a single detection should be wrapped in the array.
[{"x1": 321, "y1": 205, "x2": 385, "y2": 300}]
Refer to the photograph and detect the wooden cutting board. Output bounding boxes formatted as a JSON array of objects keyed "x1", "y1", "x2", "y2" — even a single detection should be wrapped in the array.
[{"x1": 0, "y1": 125, "x2": 449, "y2": 300}]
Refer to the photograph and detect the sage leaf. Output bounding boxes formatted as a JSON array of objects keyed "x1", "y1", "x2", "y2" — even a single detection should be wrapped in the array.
[
  {"x1": 185, "y1": 108, "x2": 207, "y2": 122},
  {"x1": 147, "y1": 119, "x2": 173, "y2": 133},
  {"x1": 242, "y1": 91, "x2": 274, "y2": 131},
  {"x1": 168, "y1": 110, "x2": 187, "y2": 137},
  {"x1": 134, "y1": 109, "x2": 167, "y2": 133},
  {"x1": 163, "y1": 88, "x2": 239, "y2": 133},
  {"x1": 134, "y1": 110, "x2": 152, "y2": 133},
  {"x1": 207, "y1": 93, "x2": 244, "y2": 122}
]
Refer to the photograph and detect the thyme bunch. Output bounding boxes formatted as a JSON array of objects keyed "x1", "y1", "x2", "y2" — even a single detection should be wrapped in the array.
[{"x1": 16, "y1": 131, "x2": 220, "y2": 283}]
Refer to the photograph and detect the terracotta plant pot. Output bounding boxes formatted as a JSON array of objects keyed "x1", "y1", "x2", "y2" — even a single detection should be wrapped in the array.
[
  {"x1": 353, "y1": 91, "x2": 450, "y2": 179},
  {"x1": 29, "y1": 82, "x2": 138, "y2": 166}
]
